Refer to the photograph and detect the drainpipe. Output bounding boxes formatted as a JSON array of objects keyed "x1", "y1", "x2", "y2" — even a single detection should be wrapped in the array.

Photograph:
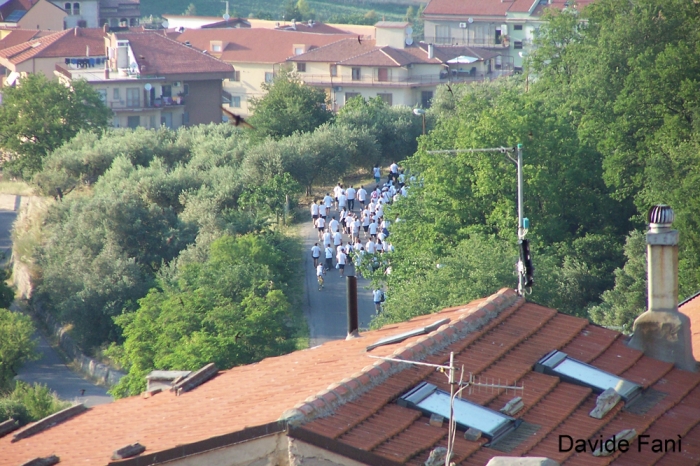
[{"x1": 346, "y1": 276, "x2": 359, "y2": 339}]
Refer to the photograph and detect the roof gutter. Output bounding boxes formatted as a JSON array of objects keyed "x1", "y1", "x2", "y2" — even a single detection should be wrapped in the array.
[{"x1": 108, "y1": 421, "x2": 287, "y2": 466}]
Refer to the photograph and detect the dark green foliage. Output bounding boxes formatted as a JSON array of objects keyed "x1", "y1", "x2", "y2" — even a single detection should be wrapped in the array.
[
  {"x1": 0, "y1": 382, "x2": 70, "y2": 425},
  {"x1": 0, "y1": 74, "x2": 111, "y2": 179},
  {"x1": 248, "y1": 68, "x2": 332, "y2": 140},
  {"x1": 110, "y1": 234, "x2": 300, "y2": 397},
  {"x1": 0, "y1": 309, "x2": 37, "y2": 391}
]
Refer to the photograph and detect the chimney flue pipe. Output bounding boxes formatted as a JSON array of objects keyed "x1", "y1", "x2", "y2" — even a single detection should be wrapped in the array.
[{"x1": 346, "y1": 276, "x2": 359, "y2": 339}]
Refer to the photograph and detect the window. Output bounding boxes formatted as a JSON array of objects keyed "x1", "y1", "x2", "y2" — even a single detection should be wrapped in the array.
[
  {"x1": 96, "y1": 89, "x2": 107, "y2": 103},
  {"x1": 351, "y1": 67, "x2": 361, "y2": 81},
  {"x1": 344, "y1": 92, "x2": 360, "y2": 104},
  {"x1": 212, "y1": 43, "x2": 222, "y2": 52},
  {"x1": 399, "y1": 382, "x2": 519, "y2": 443},
  {"x1": 377, "y1": 68, "x2": 388, "y2": 82},
  {"x1": 265, "y1": 72, "x2": 274, "y2": 83},
  {"x1": 514, "y1": 41, "x2": 523, "y2": 49},
  {"x1": 435, "y1": 25, "x2": 450, "y2": 44},
  {"x1": 126, "y1": 88, "x2": 140, "y2": 107},
  {"x1": 294, "y1": 47, "x2": 304, "y2": 55},
  {"x1": 514, "y1": 24, "x2": 523, "y2": 31},
  {"x1": 182, "y1": 112, "x2": 189, "y2": 126},
  {"x1": 183, "y1": 84, "x2": 189, "y2": 96},
  {"x1": 297, "y1": 62, "x2": 306, "y2": 72},
  {"x1": 113, "y1": 88, "x2": 120, "y2": 100},
  {"x1": 377, "y1": 93, "x2": 392, "y2": 106},
  {"x1": 233, "y1": 70, "x2": 241, "y2": 82},
  {"x1": 127, "y1": 115, "x2": 140, "y2": 129},
  {"x1": 73, "y1": 2, "x2": 80, "y2": 15},
  {"x1": 161, "y1": 85, "x2": 172, "y2": 98},
  {"x1": 231, "y1": 96, "x2": 241, "y2": 108},
  {"x1": 149, "y1": 115, "x2": 156, "y2": 128},
  {"x1": 330, "y1": 64, "x2": 337, "y2": 77},
  {"x1": 535, "y1": 351, "x2": 642, "y2": 402},
  {"x1": 64, "y1": 2, "x2": 71, "y2": 13},
  {"x1": 421, "y1": 91, "x2": 433, "y2": 109}
]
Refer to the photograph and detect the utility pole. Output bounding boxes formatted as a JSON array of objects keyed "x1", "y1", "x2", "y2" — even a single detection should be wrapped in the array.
[{"x1": 427, "y1": 146, "x2": 529, "y2": 295}]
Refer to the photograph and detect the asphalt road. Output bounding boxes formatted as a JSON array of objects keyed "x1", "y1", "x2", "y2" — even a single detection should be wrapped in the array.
[
  {"x1": 301, "y1": 207, "x2": 377, "y2": 347},
  {"x1": 1, "y1": 195, "x2": 112, "y2": 407}
]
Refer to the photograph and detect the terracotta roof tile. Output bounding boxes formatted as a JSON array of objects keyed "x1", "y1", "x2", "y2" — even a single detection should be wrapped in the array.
[
  {"x1": 3, "y1": 288, "x2": 699, "y2": 465},
  {"x1": 115, "y1": 31, "x2": 233, "y2": 76},
  {"x1": 0, "y1": 28, "x2": 42, "y2": 50},
  {"x1": 680, "y1": 291, "x2": 700, "y2": 361},
  {"x1": 176, "y1": 28, "x2": 351, "y2": 64},
  {"x1": 0, "y1": 29, "x2": 67, "y2": 64}
]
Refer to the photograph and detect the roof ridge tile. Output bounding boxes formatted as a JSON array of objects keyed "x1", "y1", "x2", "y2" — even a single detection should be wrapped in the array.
[{"x1": 280, "y1": 288, "x2": 522, "y2": 427}]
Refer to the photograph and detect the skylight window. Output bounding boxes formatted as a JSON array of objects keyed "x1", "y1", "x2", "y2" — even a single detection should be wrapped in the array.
[
  {"x1": 534, "y1": 350, "x2": 642, "y2": 402},
  {"x1": 398, "y1": 382, "x2": 520, "y2": 443}
]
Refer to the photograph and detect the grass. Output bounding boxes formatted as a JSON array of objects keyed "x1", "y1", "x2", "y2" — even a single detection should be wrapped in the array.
[
  {"x1": 142, "y1": 0, "x2": 411, "y2": 22},
  {"x1": 0, "y1": 180, "x2": 34, "y2": 197}
]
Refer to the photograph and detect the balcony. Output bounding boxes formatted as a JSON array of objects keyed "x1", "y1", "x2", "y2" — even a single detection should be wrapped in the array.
[
  {"x1": 301, "y1": 71, "x2": 512, "y2": 88},
  {"x1": 424, "y1": 36, "x2": 506, "y2": 48},
  {"x1": 109, "y1": 97, "x2": 185, "y2": 111}
]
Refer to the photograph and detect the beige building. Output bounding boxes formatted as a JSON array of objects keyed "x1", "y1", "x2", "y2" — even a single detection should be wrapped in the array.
[
  {"x1": 176, "y1": 27, "x2": 351, "y2": 117},
  {"x1": 288, "y1": 22, "x2": 505, "y2": 110},
  {"x1": 54, "y1": 31, "x2": 233, "y2": 129},
  {"x1": 0, "y1": 0, "x2": 66, "y2": 30},
  {"x1": 422, "y1": 0, "x2": 594, "y2": 71}
]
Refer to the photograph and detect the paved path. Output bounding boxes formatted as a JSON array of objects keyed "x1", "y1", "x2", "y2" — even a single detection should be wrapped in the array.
[
  {"x1": 0, "y1": 194, "x2": 112, "y2": 407},
  {"x1": 301, "y1": 208, "x2": 376, "y2": 347}
]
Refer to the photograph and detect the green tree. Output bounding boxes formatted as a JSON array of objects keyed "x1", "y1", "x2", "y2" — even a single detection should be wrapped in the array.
[
  {"x1": 248, "y1": 68, "x2": 332, "y2": 139},
  {"x1": 296, "y1": 0, "x2": 314, "y2": 20},
  {"x1": 0, "y1": 309, "x2": 37, "y2": 390},
  {"x1": 589, "y1": 231, "x2": 647, "y2": 332},
  {"x1": 0, "y1": 74, "x2": 111, "y2": 178},
  {"x1": 239, "y1": 173, "x2": 301, "y2": 224},
  {"x1": 110, "y1": 234, "x2": 299, "y2": 397},
  {"x1": 183, "y1": 3, "x2": 196, "y2": 15}
]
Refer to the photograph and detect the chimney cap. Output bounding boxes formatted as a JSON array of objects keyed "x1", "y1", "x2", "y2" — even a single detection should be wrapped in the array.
[{"x1": 648, "y1": 204, "x2": 674, "y2": 227}]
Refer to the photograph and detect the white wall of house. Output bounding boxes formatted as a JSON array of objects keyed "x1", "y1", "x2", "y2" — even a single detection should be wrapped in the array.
[{"x1": 222, "y1": 61, "x2": 275, "y2": 116}]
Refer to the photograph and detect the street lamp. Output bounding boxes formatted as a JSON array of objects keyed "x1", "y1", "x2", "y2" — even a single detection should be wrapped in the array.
[{"x1": 413, "y1": 108, "x2": 426, "y2": 135}]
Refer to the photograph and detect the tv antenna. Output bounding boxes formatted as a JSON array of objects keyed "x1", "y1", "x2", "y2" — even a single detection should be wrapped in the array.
[
  {"x1": 426, "y1": 144, "x2": 533, "y2": 295},
  {"x1": 369, "y1": 352, "x2": 523, "y2": 466}
]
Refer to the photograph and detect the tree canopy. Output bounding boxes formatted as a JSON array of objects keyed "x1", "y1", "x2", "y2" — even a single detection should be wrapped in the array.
[{"x1": 0, "y1": 74, "x2": 112, "y2": 178}]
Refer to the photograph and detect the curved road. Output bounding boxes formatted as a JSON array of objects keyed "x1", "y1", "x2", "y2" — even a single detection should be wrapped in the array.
[
  {"x1": 0, "y1": 194, "x2": 112, "y2": 407},
  {"x1": 301, "y1": 206, "x2": 376, "y2": 347}
]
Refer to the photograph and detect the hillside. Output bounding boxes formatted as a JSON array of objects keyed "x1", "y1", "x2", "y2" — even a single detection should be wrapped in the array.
[{"x1": 142, "y1": 0, "x2": 423, "y2": 24}]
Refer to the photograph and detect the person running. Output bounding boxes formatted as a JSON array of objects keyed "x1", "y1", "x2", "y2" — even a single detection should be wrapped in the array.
[
  {"x1": 316, "y1": 263, "x2": 325, "y2": 290},
  {"x1": 314, "y1": 216, "x2": 326, "y2": 239},
  {"x1": 361, "y1": 208, "x2": 371, "y2": 237},
  {"x1": 366, "y1": 238, "x2": 376, "y2": 254},
  {"x1": 351, "y1": 216, "x2": 360, "y2": 243},
  {"x1": 357, "y1": 185, "x2": 367, "y2": 209},
  {"x1": 318, "y1": 201, "x2": 327, "y2": 220},
  {"x1": 324, "y1": 244, "x2": 334, "y2": 271},
  {"x1": 346, "y1": 186, "x2": 356, "y2": 211},
  {"x1": 333, "y1": 230, "x2": 343, "y2": 249},
  {"x1": 310, "y1": 201, "x2": 319, "y2": 221},
  {"x1": 373, "y1": 288, "x2": 384, "y2": 314},
  {"x1": 373, "y1": 164, "x2": 381, "y2": 183},
  {"x1": 329, "y1": 216, "x2": 339, "y2": 234},
  {"x1": 336, "y1": 249, "x2": 347, "y2": 277},
  {"x1": 368, "y1": 218, "x2": 378, "y2": 239},
  {"x1": 311, "y1": 243, "x2": 321, "y2": 267},
  {"x1": 389, "y1": 161, "x2": 399, "y2": 181},
  {"x1": 323, "y1": 192, "x2": 333, "y2": 213},
  {"x1": 322, "y1": 229, "x2": 332, "y2": 250}
]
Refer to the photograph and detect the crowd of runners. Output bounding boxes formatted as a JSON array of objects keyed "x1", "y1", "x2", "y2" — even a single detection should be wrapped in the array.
[{"x1": 310, "y1": 162, "x2": 409, "y2": 311}]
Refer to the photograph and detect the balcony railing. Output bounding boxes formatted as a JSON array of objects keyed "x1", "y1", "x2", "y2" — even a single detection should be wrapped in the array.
[
  {"x1": 424, "y1": 36, "x2": 507, "y2": 48},
  {"x1": 301, "y1": 71, "x2": 512, "y2": 87},
  {"x1": 109, "y1": 97, "x2": 185, "y2": 111}
]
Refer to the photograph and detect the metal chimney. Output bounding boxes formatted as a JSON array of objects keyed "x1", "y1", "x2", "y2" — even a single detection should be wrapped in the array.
[
  {"x1": 628, "y1": 205, "x2": 696, "y2": 371},
  {"x1": 428, "y1": 43, "x2": 434, "y2": 59},
  {"x1": 346, "y1": 276, "x2": 359, "y2": 339}
]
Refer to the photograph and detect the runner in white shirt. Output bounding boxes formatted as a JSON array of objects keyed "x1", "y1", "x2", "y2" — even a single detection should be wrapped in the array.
[
  {"x1": 323, "y1": 193, "x2": 333, "y2": 212},
  {"x1": 369, "y1": 220, "x2": 378, "y2": 239},
  {"x1": 311, "y1": 202, "x2": 319, "y2": 220},
  {"x1": 369, "y1": 200, "x2": 376, "y2": 215},
  {"x1": 324, "y1": 245, "x2": 334, "y2": 271},
  {"x1": 338, "y1": 192, "x2": 347, "y2": 211},
  {"x1": 311, "y1": 243, "x2": 321, "y2": 267},
  {"x1": 346, "y1": 186, "x2": 356, "y2": 210},
  {"x1": 351, "y1": 218, "x2": 360, "y2": 243},
  {"x1": 319, "y1": 202, "x2": 327, "y2": 219},
  {"x1": 389, "y1": 162, "x2": 399, "y2": 180},
  {"x1": 333, "y1": 183, "x2": 343, "y2": 209},
  {"x1": 357, "y1": 186, "x2": 367, "y2": 208},
  {"x1": 376, "y1": 205, "x2": 384, "y2": 220},
  {"x1": 333, "y1": 230, "x2": 343, "y2": 247},
  {"x1": 361, "y1": 209, "x2": 371, "y2": 237},
  {"x1": 373, "y1": 165, "x2": 381, "y2": 183},
  {"x1": 376, "y1": 240, "x2": 384, "y2": 253},
  {"x1": 316, "y1": 263, "x2": 325, "y2": 277},
  {"x1": 329, "y1": 216, "x2": 339, "y2": 233},
  {"x1": 336, "y1": 250, "x2": 347, "y2": 277},
  {"x1": 314, "y1": 216, "x2": 325, "y2": 239},
  {"x1": 366, "y1": 239, "x2": 376, "y2": 254},
  {"x1": 323, "y1": 230, "x2": 332, "y2": 249}
]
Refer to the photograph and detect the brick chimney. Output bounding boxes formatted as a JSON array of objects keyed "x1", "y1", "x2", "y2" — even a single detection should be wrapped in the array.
[{"x1": 628, "y1": 205, "x2": 696, "y2": 371}]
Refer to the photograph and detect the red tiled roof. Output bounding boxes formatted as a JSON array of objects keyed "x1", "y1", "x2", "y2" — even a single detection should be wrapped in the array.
[
  {"x1": 115, "y1": 31, "x2": 234, "y2": 75},
  {"x1": 0, "y1": 28, "x2": 109, "y2": 65},
  {"x1": 275, "y1": 21, "x2": 350, "y2": 35},
  {"x1": 680, "y1": 291, "x2": 700, "y2": 362},
  {"x1": 1, "y1": 289, "x2": 698, "y2": 465},
  {"x1": 0, "y1": 28, "x2": 41, "y2": 50},
  {"x1": 287, "y1": 39, "x2": 443, "y2": 67},
  {"x1": 176, "y1": 28, "x2": 351, "y2": 64},
  {"x1": 423, "y1": 0, "x2": 595, "y2": 17},
  {"x1": 0, "y1": 29, "x2": 68, "y2": 64}
]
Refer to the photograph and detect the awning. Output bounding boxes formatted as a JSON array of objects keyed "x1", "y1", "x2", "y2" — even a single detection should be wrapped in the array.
[{"x1": 446, "y1": 55, "x2": 480, "y2": 64}]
